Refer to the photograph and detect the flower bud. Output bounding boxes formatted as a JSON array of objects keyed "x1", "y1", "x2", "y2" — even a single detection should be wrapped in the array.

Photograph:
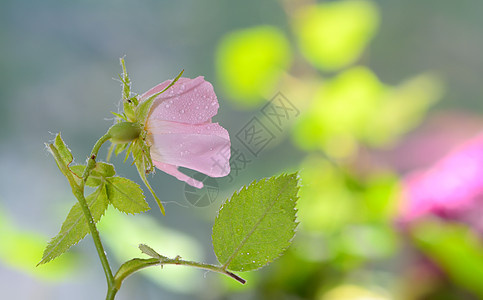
[{"x1": 108, "y1": 122, "x2": 142, "y2": 144}]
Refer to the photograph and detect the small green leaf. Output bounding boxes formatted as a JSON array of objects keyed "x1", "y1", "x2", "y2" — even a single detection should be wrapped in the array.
[
  {"x1": 71, "y1": 162, "x2": 116, "y2": 187},
  {"x1": 135, "y1": 69, "x2": 184, "y2": 124},
  {"x1": 47, "y1": 134, "x2": 75, "y2": 182},
  {"x1": 38, "y1": 185, "x2": 109, "y2": 265},
  {"x1": 139, "y1": 244, "x2": 167, "y2": 260},
  {"x1": 212, "y1": 173, "x2": 299, "y2": 272},
  {"x1": 106, "y1": 177, "x2": 150, "y2": 214},
  {"x1": 53, "y1": 134, "x2": 73, "y2": 167},
  {"x1": 91, "y1": 162, "x2": 116, "y2": 178},
  {"x1": 113, "y1": 257, "x2": 160, "y2": 290}
]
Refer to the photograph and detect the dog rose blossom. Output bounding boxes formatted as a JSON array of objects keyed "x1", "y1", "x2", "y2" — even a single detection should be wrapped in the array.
[
  {"x1": 139, "y1": 76, "x2": 231, "y2": 188},
  {"x1": 400, "y1": 132, "x2": 483, "y2": 226}
]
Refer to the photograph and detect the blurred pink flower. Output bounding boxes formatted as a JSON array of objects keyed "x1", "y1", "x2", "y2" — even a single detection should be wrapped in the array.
[
  {"x1": 400, "y1": 132, "x2": 483, "y2": 225},
  {"x1": 140, "y1": 76, "x2": 231, "y2": 188}
]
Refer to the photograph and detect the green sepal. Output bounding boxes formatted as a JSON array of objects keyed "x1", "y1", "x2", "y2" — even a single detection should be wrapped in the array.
[
  {"x1": 134, "y1": 69, "x2": 184, "y2": 125},
  {"x1": 119, "y1": 57, "x2": 138, "y2": 122},
  {"x1": 135, "y1": 160, "x2": 165, "y2": 215},
  {"x1": 106, "y1": 177, "x2": 150, "y2": 214},
  {"x1": 38, "y1": 184, "x2": 109, "y2": 265},
  {"x1": 111, "y1": 112, "x2": 128, "y2": 122},
  {"x1": 120, "y1": 57, "x2": 131, "y2": 101},
  {"x1": 114, "y1": 142, "x2": 129, "y2": 157},
  {"x1": 130, "y1": 136, "x2": 165, "y2": 215},
  {"x1": 212, "y1": 173, "x2": 300, "y2": 272}
]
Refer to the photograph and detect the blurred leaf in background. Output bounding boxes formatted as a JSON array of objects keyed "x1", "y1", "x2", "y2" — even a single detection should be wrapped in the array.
[
  {"x1": 216, "y1": 26, "x2": 291, "y2": 107},
  {"x1": 412, "y1": 219, "x2": 483, "y2": 298},
  {"x1": 0, "y1": 204, "x2": 79, "y2": 280},
  {"x1": 292, "y1": 0, "x2": 379, "y2": 71},
  {"x1": 292, "y1": 68, "x2": 443, "y2": 158}
]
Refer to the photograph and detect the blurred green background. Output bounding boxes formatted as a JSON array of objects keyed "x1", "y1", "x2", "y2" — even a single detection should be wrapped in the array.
[{"x1": 2, "y1": 0, "x2": 483, "y2": 299}]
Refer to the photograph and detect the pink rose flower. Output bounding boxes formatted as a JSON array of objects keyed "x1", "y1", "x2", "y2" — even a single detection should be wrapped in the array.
[
  {"x1": 400, "y1": 132, "x2": 483, "y2": 227},
  {"x1": 140, "y1": 76, "x2": 231, "y2": 188}
]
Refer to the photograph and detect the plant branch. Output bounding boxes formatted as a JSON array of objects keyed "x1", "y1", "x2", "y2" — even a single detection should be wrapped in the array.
[
  {"x1": 75, "y1": 133, "x2": 114, "y2": 289},
  {"x1": 110, "y1": 254, "x2": 246, "y2": 297}
]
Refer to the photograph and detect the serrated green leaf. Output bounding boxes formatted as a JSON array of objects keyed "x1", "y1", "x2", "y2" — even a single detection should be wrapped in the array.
[
  {"x1": 70, "y1": 162, "x2": 115, "y2": 187},
  {"x1": 38, "y1": 185, "x2": 109, "y2": 265},
  {"x1": 106, "y1": 177, "x2": 150, "y2": 214},
  {"x1": 212, "y1": 173, "x2": 299, "y2": 272},
  {"x1": 134, "y1": 69, "x2": 184, "y2": 124}
]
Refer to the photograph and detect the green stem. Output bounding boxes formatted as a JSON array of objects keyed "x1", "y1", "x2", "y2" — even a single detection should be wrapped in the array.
[
  {"x1": 110, "y1": 256, "x2": 246, "y2": 297},
  {"x1": 161, "y1": 257, "x2": 246, "y2": 284},
  {"x1": 81, "y1": 133, "x2": 112, "y2": 189},
  {"x1": 75, "y1": 133, "x2": 114, "y2": 291},
  {"x1": 72, "y1": 188, "x2": 114, "y2": 286}
]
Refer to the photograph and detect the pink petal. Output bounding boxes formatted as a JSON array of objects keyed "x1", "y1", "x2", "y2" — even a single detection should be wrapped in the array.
[
  {"x1": 141, "y1": 76, "x2": 219, "y2": 124},
  {"x1": 153, "y1": 161, "x2": 204, "y2": 188},
  {"x1": 400, "y1": 132, "x2": 483, "y2": 221},
  {"x1": 147, "y1": 119, "x2": 231, "y2": 178}
]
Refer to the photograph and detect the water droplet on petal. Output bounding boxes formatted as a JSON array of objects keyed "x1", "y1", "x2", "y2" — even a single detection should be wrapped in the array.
[
  {"x1": 165, "y1": 104, "x2": 170, "y2": 108},
  {"x1": 211, "y1": 101, "x2": 217, "y2": 106},
  {"x1": 204, "y1": 105, "x2": 209, "y2": 109},
  {"x1": 195, "y1": 106, "x2": 199, "y2": 110},
  {"x1": 179, "y1": 109, "x2": 185, "y2": 114}
]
